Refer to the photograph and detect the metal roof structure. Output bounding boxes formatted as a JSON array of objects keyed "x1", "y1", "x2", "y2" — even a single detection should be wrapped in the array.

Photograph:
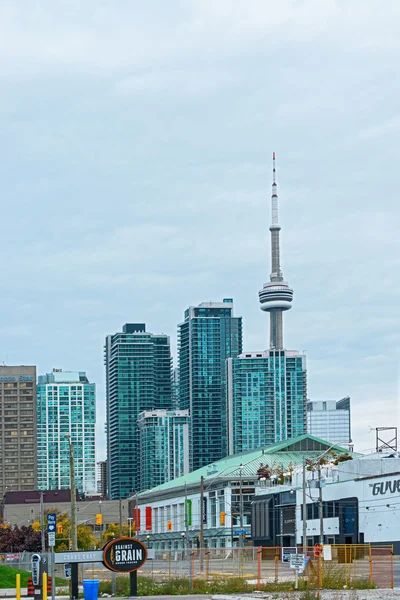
[{"x1": 133, "y1": 434, "x2": 359, "y2": 501}]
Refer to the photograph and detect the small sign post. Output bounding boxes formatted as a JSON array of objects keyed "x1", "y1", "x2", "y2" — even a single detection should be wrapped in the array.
[
  {"x1": 47, "y1": 515, "x2": 56, "y2": 600},
  {"x1": 289, "y1": 553, "x2": 305, "y2": 589}
]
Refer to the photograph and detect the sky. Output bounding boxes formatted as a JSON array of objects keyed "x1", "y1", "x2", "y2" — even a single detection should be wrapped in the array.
[{"x1": 0, "y1": 1, "x2": 399, "y2": 461}]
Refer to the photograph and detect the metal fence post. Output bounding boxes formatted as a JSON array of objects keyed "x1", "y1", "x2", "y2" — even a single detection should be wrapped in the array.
[{"x1": 257, "y1": 547, "x2": 262, "y2": 590}]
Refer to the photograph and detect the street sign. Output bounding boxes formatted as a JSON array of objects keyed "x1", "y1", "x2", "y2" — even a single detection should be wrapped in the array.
[
  {"x1": 314, "y1": 543, "x2": 322, "y2": 557},
  {"x1": 290, "y1": 553, "x2": 305, "y2": 569},
  {"x1": 48, "y1": 532, "x2": 56, "y2": 547},
  {"x1": 47, "y1": 513, "x2": 57, "y2": 532},
  {"x1": 31, "y1": 554, "x2": 41, "y2": 586},
  {"x1": 64, "y1": 564, "x2": 71, "y2": 579},
  {"x1": 54, "y1": 551, "x2": 104, "y2": 564},
  {"x1": 233, "y1": 529, "x2": 246, "y2": 535},
  {"x1": 282, "y1": 546, "x2": 297, "y2": 563}
]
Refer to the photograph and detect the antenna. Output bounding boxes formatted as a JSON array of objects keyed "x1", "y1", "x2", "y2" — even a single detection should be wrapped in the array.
[{"x1": 271, "y1": 152, "x2": 279, "y2": 227}]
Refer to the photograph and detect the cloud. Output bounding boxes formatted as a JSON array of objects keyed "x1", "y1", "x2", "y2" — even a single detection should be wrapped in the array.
[{"x1": 0, "y1": 0, "x2": 398, "y2": 461}]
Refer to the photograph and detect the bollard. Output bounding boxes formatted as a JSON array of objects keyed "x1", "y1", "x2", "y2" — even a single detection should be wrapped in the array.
[
  {"x1": 16, "y1": 574, "x2": 21, "y2": 600},
  {"x1": 42, "y1": 572, "x2": 48, "y2": 600}
]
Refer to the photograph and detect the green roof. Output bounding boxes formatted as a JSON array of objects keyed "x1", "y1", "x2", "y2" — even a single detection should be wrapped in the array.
[{"x1": 134, "y1": 434, "x2": 359, "y2": 499}]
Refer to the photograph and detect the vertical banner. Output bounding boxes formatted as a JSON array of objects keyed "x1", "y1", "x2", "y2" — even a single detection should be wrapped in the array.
[
  {"x1": 133, "y1": 508, "x2": 141, "y2": 531},
  {"x1": 145, "y1": 506, "x2": 152, "y2": 531},
  {"x1": 186, "y1": 499, "x2": 192, "y2": 526},
  {"x1": 202, "y1": 497, "x2": 207, "y2": 524}
]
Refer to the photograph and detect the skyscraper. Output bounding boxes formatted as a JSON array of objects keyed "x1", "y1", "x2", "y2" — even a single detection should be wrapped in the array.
[
  {"x1": 178, "y1": 299, "x2": 242, "y2": 471},
  {"x1": 105, "y1": 323, "x2": 172, "y2": 499},
  {"x1": 36, "y1": 370, "x2": 96, "y2": 494},
  {"x1": 0, "y1": 366, "x2": 37, "y2": 495},
  {"x1": 138, "y1": 409, "x2": 190, "y2": 491},
  {"x1": 227, "y1": 350, "x2": 307, "y2": 454},
  {"x1": 307, "y1": 397, "x2": 352, "y2": 447},
  {"x1": 227, "y1": 155, "x2": 307, "y2": 452}
]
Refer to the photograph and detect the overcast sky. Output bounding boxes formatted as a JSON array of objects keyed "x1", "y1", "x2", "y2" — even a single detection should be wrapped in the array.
[{"x1": 1, "y1": 1, "x2": 399, "y2": 460}]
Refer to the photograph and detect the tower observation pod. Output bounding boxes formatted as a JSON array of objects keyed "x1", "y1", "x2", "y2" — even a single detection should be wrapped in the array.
[{"x1": 258, "y1": 153, "x2": 293, "y2": 349}]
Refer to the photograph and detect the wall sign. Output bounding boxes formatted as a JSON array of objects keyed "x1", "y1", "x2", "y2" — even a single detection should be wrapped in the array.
[
  {"x1": 103, "y1": 537, "x2": 147, "y2": 573},
  {"x1": 371, "y1": 479, "x2": 400, "y2": 496}
]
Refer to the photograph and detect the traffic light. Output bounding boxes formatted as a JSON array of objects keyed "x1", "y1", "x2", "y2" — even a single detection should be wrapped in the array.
[
  {"x1": 167, "y1": 521, "x2": 173, "y2": 531},
  {"x1": 220, "y1": 511, "x2": 225, "y2": 525},
  {"x1": 95, "y1": 513, "x2": 103, "y2": 526},
  {"x1": 57, "y1": 525, "x2": 62, "y2": 534}
]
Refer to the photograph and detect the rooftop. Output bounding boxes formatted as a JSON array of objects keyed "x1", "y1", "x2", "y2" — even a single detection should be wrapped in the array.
[{"x1": 134, "y1": 434, "x2": 360, "y2": 499}]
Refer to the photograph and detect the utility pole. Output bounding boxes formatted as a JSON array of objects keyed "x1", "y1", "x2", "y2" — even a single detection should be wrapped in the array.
[
  {"x1": 318, "y1": 463, "x2": 324, "y2": 544},
  {"x1": 66, "y1": 435, "x2": 78, "y2": 600},
  {"x1": 119, "y1": 499, "x2": 123, "y2": 537},
  {"x1": 239, "y1": 464, "x2": 244, "y2": 548},
  {"x1": 302, "y1": 458, "x2": 307, "y2": 553},
  {"x1": 40, "y1": 491, "x2": 45, "y2": 553},
  {"x1": 199, "y1": 476, "x2": 204, "y2": 571}
]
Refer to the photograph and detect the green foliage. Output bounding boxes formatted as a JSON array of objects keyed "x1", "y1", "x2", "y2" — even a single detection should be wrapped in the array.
[
  {"x1": 32, "y1": 509, "x2": 99, "y2": 551},
  {"x1": 97, "y1": 572, "x2": 375, "y2": 597},
  {"x1": 0, "y1": 564, "x2": 66, "y2": 588},
  {"x1": 101, "y1": 522, "x2": 131, "y2": 543}
]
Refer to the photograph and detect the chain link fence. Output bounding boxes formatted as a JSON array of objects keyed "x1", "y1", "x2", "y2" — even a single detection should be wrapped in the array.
[{"x1": 2, "y1": 544, "x2": 395, "y2": 590}]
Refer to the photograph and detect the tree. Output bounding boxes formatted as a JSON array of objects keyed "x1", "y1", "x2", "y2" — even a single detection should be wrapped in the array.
[
  {"x1": 0, "y1": 524, "x2": 41, "y2": 552},
  {"x1": 32, "y1": 509, "x2": 99, "y2": 551},
  {"x1": 102, "y1": 522, "x2": 131, "y2": 543}
]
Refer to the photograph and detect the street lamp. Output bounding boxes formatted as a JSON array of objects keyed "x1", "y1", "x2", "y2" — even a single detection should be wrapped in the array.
[
  {"x1": 146, "y1": 534, "x2": 150, "y2": 547},
  {"x1": 181, "y1": 532, "x2": 186, "y2": 558}
]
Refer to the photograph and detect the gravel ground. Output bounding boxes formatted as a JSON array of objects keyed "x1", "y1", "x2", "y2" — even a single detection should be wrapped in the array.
[{"x1": 213, "y1": 591, "x2": 400, "y2": 600}]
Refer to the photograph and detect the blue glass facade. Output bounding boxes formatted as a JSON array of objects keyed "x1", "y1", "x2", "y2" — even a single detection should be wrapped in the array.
[
  {"x1": 178, "y1": 300, "x2": 242, "y2": 471},
  {"x1": 227, "y1": 350, "x2": 307, "y2": 454},
  {"x1": 138, "y1": 409, "x2": 190, "y2": 492},
  {"x1": 105, "y1": 324, "x2": 173, "y2": 499},
  {"x1": 36, "y1": 370, "x2": 96, "y2": 494}
]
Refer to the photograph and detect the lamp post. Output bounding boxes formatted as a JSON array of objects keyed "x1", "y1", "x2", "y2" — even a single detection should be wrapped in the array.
[{"x1": 181, "y1": 532, "x2": 185, "y2": 559}]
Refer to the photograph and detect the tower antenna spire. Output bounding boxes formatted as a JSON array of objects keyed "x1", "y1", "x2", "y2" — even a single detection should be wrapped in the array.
[
  {"x1": 258, "y1": 152, "x2": 293, "y2": 349},
  {"x1": 271, "y1": 152, "x2": 278, "y2": 226}
]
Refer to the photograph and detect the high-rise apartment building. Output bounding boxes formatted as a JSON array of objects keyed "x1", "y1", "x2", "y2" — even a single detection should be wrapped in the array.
[
  {"x1": 178, "y1": 299, "x2": 242, "y2": 471},
  {"x1": 227, "y1": 350, "x2": 307, "y2": 454},
  {"x1": 97, "y1": 460, "x2": 107, "y2": 497},
  {"x1": 227, "y1": 155, "x2": 307, "y2": 453},
  {"x1": 138, "y1": 409, "x2": 190, "y2": 491},
  {"x1": 307, "y1": 397, "x2": 351, "y2": 446},
  {"x1": 105, "y1": 323, "x2": 172, "y2": 499},
  {"x1": 0, "y1": 366, "x2": 37, "y2": 495},
  {"x1": 36, "y1": 370, "x2": 96, "y2": 494}
]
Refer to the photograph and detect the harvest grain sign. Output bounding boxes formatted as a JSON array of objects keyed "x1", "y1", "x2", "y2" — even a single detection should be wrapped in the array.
[{"x1": 103, "y1": 537, "x2": 148, "y2": 573}]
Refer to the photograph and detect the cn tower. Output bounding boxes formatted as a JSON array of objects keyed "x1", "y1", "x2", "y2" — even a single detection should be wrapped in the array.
[{"x1": 258, "y1": 153, "x2": 293, "y2": 349}]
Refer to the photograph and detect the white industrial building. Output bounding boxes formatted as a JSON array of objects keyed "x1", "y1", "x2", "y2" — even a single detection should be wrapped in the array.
[{"x1": 252, "y1": 450, "x2": 400, "y2": 553}]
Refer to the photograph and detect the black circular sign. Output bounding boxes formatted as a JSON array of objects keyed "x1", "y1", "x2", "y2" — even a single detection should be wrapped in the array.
[{"x1": 103, "y1": 537, "x2": 148, "y2": 573}]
